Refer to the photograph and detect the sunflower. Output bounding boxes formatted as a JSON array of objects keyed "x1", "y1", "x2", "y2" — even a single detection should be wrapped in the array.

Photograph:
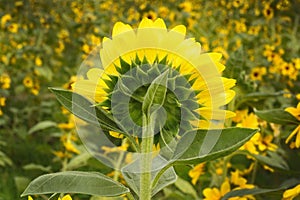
[{"x1": 73, "y1": 18, "x2": 235, "y2": 139}]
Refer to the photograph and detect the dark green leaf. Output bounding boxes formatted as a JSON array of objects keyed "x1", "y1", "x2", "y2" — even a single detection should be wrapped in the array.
[
  {"x1": 48, "y1": 88, "x2": 122, "y2": 132},
  {"x1": 244, "y1": 91, "x2": 285, "y2": 100},
  {"x1": 173, "y1": 128, "x2": 258, "y2": 164},
  {"x1": 255, "y1": 109, "x2": 299, "y2": 125},
  {"x1": 251, "y1": 151, "x2": 289, "y2": 170},
  {"x1": 28, "y1": 121, "x2": 57, "y2": 134},
  {"x1": 21, "y1": 171, "x2": 129, "y2": 197}
]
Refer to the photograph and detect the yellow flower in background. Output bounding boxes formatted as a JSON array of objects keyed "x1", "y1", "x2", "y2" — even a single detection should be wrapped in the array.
[
  {"x1": 203, "y1": 179, "x2": 231, "y2": 200},
  {"x1": 8, "y1": 23, "x2": 18, "y2": 33},
  {"x1": 73, "y1": 18, "x2": 236, "y2": 133},
  {"x1": 63, "y1": 76, "x2": 77, "y2": 90},
  {"x1": 189, "y1": 163, "x2": 205, "y2": 185},
  {"x1": 109, "y1": 131, "x2": 124, "y2": 139},
  {"x1": 283, "y1": 184, "x2": 300, "y2": 200},
  {"x1": 55, "y1": 40, "x2": 65, "y2": 54},
  {"x1": 0, "y1": 73, "x2": 11, "y2": 89},
  {"x1": 63, "y1": 140, "x2": 80, "y2": 154},
  {"x1": 15, "y1": 1, "x2": 23, "y2": 7},
  {"x1": 247, "y1": 26, "x2": 261, "y2": 36},
  {"x1": 0, "y1": 97, "x2": 6, "y2": 107},
  {"x1": 1, "y1": 14, "x2": 11, "y2": 28},
  {"x1": 232, "y1": 109, "x2": 248, "y2": 123},
  {"x1": 230, "y1": 170, "x2": 254, "y2": 189},
  {"x1": 58, "y1": 194, "x2": 72, "y2": 200},
  {"x1": 23, "y1": 76, "x2": 34, "y2": 88},
  {"x1": 232, "y1": 0, "x2": 244, "y2": 8},
  {"x1": 250, "y1": 67, "x2": 266, "y2": 81},
  {"x1": 292, "y1": 58, "x2": 300, "y2": 69},
  {"x1": 57, "y1": 29, "x2": 70, "y2": 40},
  {"x1": 237, "y1": 112, "x2": 258, "y2": 128},
  {"x1": 143, "y1": 11, "x2": 157, "y2": 21},
  {"x1": 179, "y1": 1, "x2": 193, "y2": 12},
  {"x1": 281, "y1": 62, "x2": 297, "y2": 79},
  {"x1": 35, "y1": 56, "x2": 43, "y2": 67},
  {"x1": 158, "y1": 6, "x2": 169, "y2": 18},
  {"x1": 263, "y1": 3, "x2": 274, "y2": 20},
  {"x1": 82, "y1": 43, "x2": 92, "y2": 54},
  {"x1": 285, "y1": 125, "x2": 300, "y2": 148},
  {"x1": 31, "y1": 84, "x2": 40, "y2": 96},
  {"x1": 29, "y1": 195, "x2": 72, "y2": 200},
  {"x1": 58, "y1": 116, "x2": 75, "y2": 130},
  {"x1": 285, "y1": 103, "x2": 300, "y2": 148},
  {"x1": 257, "y1": 133, "x2": 278, "y2": 152},
  {"x1": 285, "y1": 103, "x2": 300, "y2": 121},
  {"x1": 236, "y1": 112, "x2": 277, "y2": 155}
]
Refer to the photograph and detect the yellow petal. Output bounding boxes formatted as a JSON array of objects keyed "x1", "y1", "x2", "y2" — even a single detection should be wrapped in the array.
[
  {"x1": 153, "y1": 18, "x2": 167, "y2": 29},
  {"x1": 112, "y1": 22, "x2": 133, "y2": 37},
  {"x1": 87, "y1": 68, "x2": 103, "y2": 81},
  {"x1": 138, "y1": 17, "x2": 154, "y2": 28},
  {"x1": 285, "y1": 125, "x2": 300, "y2": 144},
  {"x1": 220, "y1": 180, "x2": 231, "y2": 196},
  {"x1": 197, "y1": 108, "x2": 235, "y2": 120},
  {"x1": 62, "y1": 194, "x2": 72, "y2": 200},
  {"x1": 208, "y1": 52, "x2": 222, "y2": 62},
  {"x1": 296, "y1": 126, "x2": 300, "y2": 148}
]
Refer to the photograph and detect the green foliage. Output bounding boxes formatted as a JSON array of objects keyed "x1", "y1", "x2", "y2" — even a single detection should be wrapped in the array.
[
  {"x1": 173, "y1": 128, "x2": 258, "y2": 164},
  {"x1": 255, "y1": 109, "x2": 300, "y2": 125},
  {"x1": 21, "y1": 171, "x2": 130, "y2": 197},
  {"x1": 28, "y1": 121, "x2": 58, "y2": 134}
]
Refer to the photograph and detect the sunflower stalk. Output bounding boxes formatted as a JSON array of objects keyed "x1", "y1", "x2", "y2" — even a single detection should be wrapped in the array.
[
  {"x1": 140, "y1": 70, "x2": 169, "y2": 199},
  {"x1": 140, "y1": 114, "x2": 154, "y2": 200}
]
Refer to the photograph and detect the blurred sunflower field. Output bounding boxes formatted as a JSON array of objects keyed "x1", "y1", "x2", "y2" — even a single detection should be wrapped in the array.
[{"x1": 1, "y1": 0, "x2": 300, "y2": 199}]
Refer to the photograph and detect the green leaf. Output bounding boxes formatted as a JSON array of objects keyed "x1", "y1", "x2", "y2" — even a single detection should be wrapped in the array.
[
  {"x1": 65, "y1": 151, "x2": 91, "y2": 170},
  {"x1": 152, "y1": 165, "x2": 177, "y2": 196},
  {"x1": 21, "y1": 171, "x2": 129, "y2": 197},
  {"x1": 174, "y1": 177, "x2": 199, "y2": 199},
  {"x1": 34, "y1": 66, "x2": 53, "y2": 81},
  {"x1": 251, "y1": 151, "x2": 289, "y2": 170},
  {"x1": 221, "y1": 178, "x2": 300, "y2": 200},
  {"x1": 23, "y1": 163, "x2": 52, "y2": 172},
  {"x1": 28, "y1": 121, "x2": 57, "y2": 134},
  {"x1": 15, "y1": 176, "x2": 30, "y2": 194},
  {"x1": 0, "y1": 151, "x2": 13, "y2": 167},
  {"x1": 173, "y1": 128, "x2": 258, "y2": 164},
  {"x1": 142, "y1": 70, "x2": 169, "y2": 116},
  {"x1": 244, "y1": 91, "x2": 285, "y2": 100},
  {"x1": 255, "y1": 109, "x2": 299, "y2": 125},
  {"x1": 48, "y1": 88, "x2": 122, "y2": 132}
]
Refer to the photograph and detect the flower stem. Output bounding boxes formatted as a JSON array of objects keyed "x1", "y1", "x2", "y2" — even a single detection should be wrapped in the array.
[
  {"x1": 126, "y1": 192, "x2": 136, "y2": 200},
  {"x1": 140, "y1": 114, "x2": 154, "y2": 200}
]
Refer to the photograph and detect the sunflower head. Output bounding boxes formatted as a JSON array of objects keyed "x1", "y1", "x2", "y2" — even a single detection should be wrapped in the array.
[{"x1": 73, "y1": 18, "x2": 236, "y2": 145}]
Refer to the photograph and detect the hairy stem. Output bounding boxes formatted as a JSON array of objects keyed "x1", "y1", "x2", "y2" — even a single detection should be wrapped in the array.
[{"x1": 140, "y1": 114, "x2": 154, "y2": 200}]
